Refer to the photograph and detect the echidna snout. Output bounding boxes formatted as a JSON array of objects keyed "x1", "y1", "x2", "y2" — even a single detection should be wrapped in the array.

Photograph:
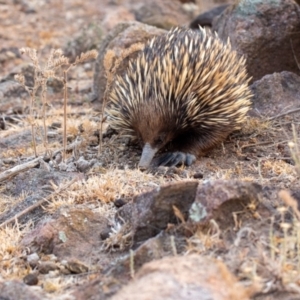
[
  {"x1": 138, "y1": 143, "x2": 158, "y2": 169},
  {"x1": 138, "y1": 127, "x2": 172, "y2": 169}
]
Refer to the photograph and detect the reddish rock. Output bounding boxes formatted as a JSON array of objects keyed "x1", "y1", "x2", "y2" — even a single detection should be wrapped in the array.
[
  {"x1": 22, "y1": 207, "x2": 110, "y2": 266},
  {"x1": 106, "y1": 231, "x2": 186, "y2": 281},
  {"x1": 132, "y1": 0, "x2": 190, "y2": 30},
  {"x1": 189, "y1": 180, "x2": 262, "y2": 228},
  {"x1": 111, "y1": 255, "x2": 250, "y2": 300},
  {"x1": 212, "y1": 0, "x2": 300, "y2": 82},
  {"x1": 93, "y1": 21, "x2": 166, "y2": 104},
  {"x1": 117, "y1": 180, "x2": 198, "y2": 246}
]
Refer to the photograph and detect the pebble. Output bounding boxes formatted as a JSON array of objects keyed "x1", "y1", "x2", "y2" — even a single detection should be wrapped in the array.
[
  {"x1": 38, "y1": 261, "x2": 58, "y2": 274},
  {"x1": 26, "y1": 252, "x2": 40, "y2": 268},
  {"x1": 23, "y1": 273, "x2": 39, "y2": 286}
]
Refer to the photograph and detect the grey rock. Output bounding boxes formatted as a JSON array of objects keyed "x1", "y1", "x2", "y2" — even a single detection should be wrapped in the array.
[
  {"x1": 190, "y1": 4, "x2": 229, "y2": 28},
  {"x1": 213, "y1": 0, "x2": 300, "y2": 82},
  {"x1": 26, "y1": 252, "x2": 40, "y2": 268},
  {"x1": 250, "y1": 71, "x2": 300, "y2": 117}
]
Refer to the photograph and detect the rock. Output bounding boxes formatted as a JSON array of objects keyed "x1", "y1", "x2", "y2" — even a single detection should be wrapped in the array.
[
  {"x1": 38, "y1": 261, "x2": 58, "y2": 274},
  {"x1": 92, "y1": 21, "x2": 166, "y2": 104},
  {"x1": 0, "y1": 80, "x2": 27, "y2": 99},
  {"x1": 101, "y1": 7, "x2": 135, "y2": 32},
  {"x1": 0, "y1": 170, "x2": 82, "y2": 225},
  {"x1": 190, "y1": 4, "x2": 229, "y2": 28},
  {"x1": 0, "y1": 47, "x2": 20, "y2": 63},
  {"x1": 106, "y1": 231, "x2": 186, "y2": 281},
  {"x1": 64, "y1": 23, "x2": 102, "y2": 61},
  {"x1": 111, "y1": 255, "x2": 250, "y2": 300},
  {"x1": 75, "y1": 232, "x2": 188, "y2": 298},
  {"x1": 71, "y1": 278, "x2": 109, "y2": 300},
  {"x1": 0, "y1": 129, "x2": 36, "y2": 152},
  {"x1": 114, "y1": 198, "x2": 127, "y2": 208},
  {"x1": 26, "y1": 252, "x2": 40, "y2": 268},
  {"x1": 22, "y1": 207, "x2": 110, "y2": 266},
  {"x1": 65, "y1": 258, "x2": 89, "y2": 274},
  {"x1": 65, "y1": 162, "x2": 77, "y2": 172},
  {"x1": 0, "y1": 280, "x2": 48, "y2": 300},
  {"x1": 23, "y1": 273, "x2": 39, "y2": 286},
  {"x1": 1, "y1": 63, "x2": 35, "y2": 90},
  {"x1": 192, "y1": 172, "x2": 204, "y2": 179},
  {"x1": 250, "y1": 71, "x2": 300, "y2": 117},
  {"x1": 212, "y1": 0, "x2": 300, "y2": 82},
  {"x1": 117, "y1": 180, "x2": 198, "y2": 246},
  {"x1": 179, "y1": 0, "x2": 195, "y2": 3},
  {"x1": 76, "y1": 156, "x2": 92, "y2": 172},
  {"x1": 189, "y1": 180, "x2": 262, "y2": 227},
  {"x1": 0, "y1": 118, "x2": 5, "y2": 130},
  {"x1": 132, "y1": 0, "x2": 190, "y2": 30},
  {"x1": 46, "y1": 77, "x2": 64, "y2": 93}
]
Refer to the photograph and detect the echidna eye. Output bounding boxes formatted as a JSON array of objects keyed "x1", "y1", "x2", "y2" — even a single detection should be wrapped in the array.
[{"x1": 154, "y1": 134, "x2": 166, "y2": 146}]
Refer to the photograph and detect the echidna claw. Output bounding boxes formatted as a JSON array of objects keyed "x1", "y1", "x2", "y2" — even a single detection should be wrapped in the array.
[{"x1": 153, "y1": 152, "x2": 196, "y2": 167}]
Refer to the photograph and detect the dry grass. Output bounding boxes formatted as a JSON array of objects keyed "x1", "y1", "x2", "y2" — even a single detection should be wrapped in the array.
[
  {"x1": 45, "y1": 168, "x2": 171, "y2": 213},
  {"x1": 0, "y1": 222, "x2": 32, "y2": 280},
  {"x1": 15, "y1": 47, "x2": 98, "y2": 160},
  {"x1": 241, "y1": 117, "x2": 271, "y2": 136},
  {"x1": 261, "y1": 160, "x2": 296, "y2": 178},
  {"x1": 1, "y1": 1, "x2": 300, "y2": 297},
  {"x1": 0, "y1": 190, "x2": 29, "y2": 215}
]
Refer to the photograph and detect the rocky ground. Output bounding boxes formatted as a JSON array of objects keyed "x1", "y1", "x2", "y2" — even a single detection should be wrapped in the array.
[{"x1": 1, "y1": 0, "x2": 300, "y2": 299}]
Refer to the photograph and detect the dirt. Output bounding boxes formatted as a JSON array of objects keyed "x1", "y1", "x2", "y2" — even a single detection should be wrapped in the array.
[{"x1": 1, "y1": 0, "x2": 300, "y2": 299}]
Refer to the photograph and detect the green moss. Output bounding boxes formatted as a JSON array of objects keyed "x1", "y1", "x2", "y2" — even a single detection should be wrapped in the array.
[
  {"x1": 235, "y1": 0, "x2": 281, "y2": 16},
  {"x1": 189, "y1": 202, "x2": 207, "y2": 223}
]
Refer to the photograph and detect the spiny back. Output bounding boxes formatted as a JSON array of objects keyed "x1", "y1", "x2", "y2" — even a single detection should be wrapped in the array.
[{"x1": 106, "y1": 27, "x2": 252, "y2": 167}]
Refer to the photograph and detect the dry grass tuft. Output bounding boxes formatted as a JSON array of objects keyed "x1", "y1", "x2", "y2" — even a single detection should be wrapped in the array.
[
  {"x1": 102, "y1": 220, "x2": 133, "y2": 252},
  {"x1": 261, "y1": 160, "x2": 296, "y2": 178},
  {"x1": 0, "y1": 222, "x2": 32, "y2": 280},
  {"x1": 45, "y1": 168, "x2": 169, "y2": 213},
  {"x1": 0, "y1": 191, "x2": 29, "y2": 215},
  {"x1": 241, "y1": 117, "x2": 271, "y2": 136},
  {"x1": 186, "y1": 221, "x2": 223, "y2": 254}
]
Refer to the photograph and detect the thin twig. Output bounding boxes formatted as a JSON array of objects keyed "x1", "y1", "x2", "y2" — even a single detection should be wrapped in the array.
[
  {"x1": 0, "y1": 139, "x2": 84, "y2": 183},
  {"x1": 41, "y1": 78, "x2": 49, "y2": 153},
  {"x1": 268, "y1": 108, "x2": 300, "y2": 121},
  {"x1": 291, "y1": 38, "x2": 300, "y2": 71},
  {"x1": 241, "y1": 141, "x2": 275, "y2": 149},
  {"x1": 0, "y1": 157, "x2": 40, "y2": 183},
  {"x1": 63, "y1": 70, "x2": 68, "y2": 162},
  {"x1": 0, "y1": 178, "x2": 78, "y2": 228},
  {"x1": 29, "y1": 90, "x2": 38, "y2": 157}
]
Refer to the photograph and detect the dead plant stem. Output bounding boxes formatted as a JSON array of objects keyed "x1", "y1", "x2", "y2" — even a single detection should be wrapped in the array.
[
  {"x1": 268, "y1": 108, "x2": 300, "y2": 121},
  {"x1": 29, "y1": 91, "x2": 38, "y2": 157},
  {"x1": 63, "y1": 70, "x2": 68, "y2": 162},
  {"x1": 0, "y1": 178, "x2": 78, "y2": 228},
  {"x1": 41, "y1": 81, "x2": 49, "y2": 154}
]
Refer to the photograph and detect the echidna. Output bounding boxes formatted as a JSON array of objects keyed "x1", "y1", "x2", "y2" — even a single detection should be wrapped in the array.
[{"x1": 106, "y1": 27, "x2": 252, "y2": 169}]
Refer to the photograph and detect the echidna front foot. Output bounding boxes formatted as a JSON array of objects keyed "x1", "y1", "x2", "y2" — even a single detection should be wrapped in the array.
[{"x1": 153, "y1": 152, "x2": 196, "y2": 167}]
